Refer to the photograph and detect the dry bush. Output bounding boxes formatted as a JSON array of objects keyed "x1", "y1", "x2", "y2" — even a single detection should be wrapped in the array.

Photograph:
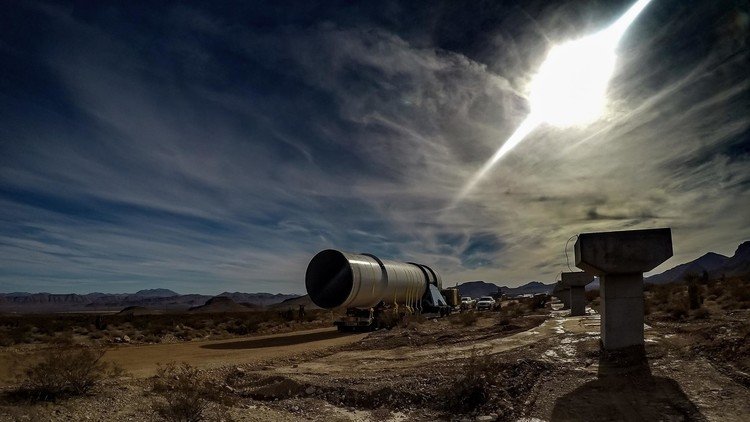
[
  {"x1": 377, "y1": 310, "x2": 403, "y2": 329},
  {"x1": 723, "y1": 278, "x2": 750, "y2": 307},
  {"x1": 442, "y1": 350, "x2": 494, "y2": 412},
  {"x1": 667, "y1": 294, "x2": 690, "y2": 320},
  {"x1": 522, "y1": 295, "x2": 547, "y2": 312},
  {"x1": 17, "y1": 343, "x2": 121, "y2": 400},
  {"x1": 451, "y1": 311, "x2": 478, "y2": 327},
  {"x1": 150, "y1": 362, "x2": 235, "y2": 422},
  {"x1": 400, "y1": 314, "x2": 426, "y2": 328},
  {"x1": 691, "y1": 308, "x2": 710, "y2": 319},
  {"x1": 441, "y1": 350, "x2": 551, "y2": 416},
  {"x1": 500, "y1": 302, "x2": 524, "y2": 318},
  {"x1": 685, "y1": 274, "x2": 703, "y2": 310}
]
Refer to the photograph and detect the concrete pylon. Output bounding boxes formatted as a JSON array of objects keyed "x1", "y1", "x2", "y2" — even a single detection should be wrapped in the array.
[
  {"x1": 574, "y1": 228, "x2": 672, "y2": 350},
  {"x1": 552, "y1": 281, "x2": 570, "y2": 310},
  {"x1": 561, "y1": 272, "x2": 594, "y2": 316}
]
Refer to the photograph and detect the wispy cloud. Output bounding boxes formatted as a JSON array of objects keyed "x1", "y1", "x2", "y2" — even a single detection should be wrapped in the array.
[{"x1": 0, "y1": 1, "x2": 748, "y2": 294}]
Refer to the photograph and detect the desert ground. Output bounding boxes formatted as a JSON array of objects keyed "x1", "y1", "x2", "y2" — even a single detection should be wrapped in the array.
[{"x1": 0, "y1": 284, "x2": 748, "y2": 421}]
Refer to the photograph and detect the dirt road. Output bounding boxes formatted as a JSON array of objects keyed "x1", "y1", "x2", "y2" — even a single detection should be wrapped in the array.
[
  {"x1": 104, "y1": 327, "x2": 367, "y2": 378},
  {"x1": 0, "y1": 327, "x2": 366, "y2": 383}
]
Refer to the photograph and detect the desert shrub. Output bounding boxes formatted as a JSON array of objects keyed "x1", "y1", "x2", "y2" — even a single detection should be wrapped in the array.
[
  {"x1": 18, "y1": 344, "x2": 120, "y2": 400},
  {"x1": 691, "y1": 308, "x2": 710, "y2": 319},
  {"x1": 150, "y1": 362, "x2": 234, "y2": 422},
  {"x1": 686, "y1": 274, "x2": 703, "y2": 310},
  {"x1": 88, "y1": 330, "x2": 104, "y2": 340},
  {"x1": 456, "y1": 311, "x2": 478, "y2": 327},
  {"x1": 4, "y1": 324, "x2": 33, "y2": 346},
  {"x1": 400, "y1": 314, "x2": 427, "y2": 328},
  {"x1": 377, "y1": 310, "x2": 403, "y2": 329},
  {"x1": 441, "y1": 351, "x2": 551, "y2": 415},
  {"x1": 442, "y1": 350, "x2": 494, "y2": 412},
  {"x1": 727, "y1": 278, "x2": 750, "y2": 303},
  {"x1": 707, "y1": 282, "x2": 724, "y2": 298},
  {"x1": 500, "y1": 303, "x2": 524, "y2": 318},
  {"x1": 524, "y1": 295, "x2": 547, "y2": 311},
  {"x1": 651, "y1": 284, "x2": 675, "y2": 307},
  {"x1": 668, "y1": 302, "x2": 689, "y2": 320},
  {"x1": 143, "y1": 334, "x2": 161, "y2": 344}
]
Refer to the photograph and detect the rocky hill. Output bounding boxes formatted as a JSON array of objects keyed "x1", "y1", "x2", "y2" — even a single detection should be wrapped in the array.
[
  {"x1": 713, "y1": 241, "x2": 750, "y2": 278},
  {"x1": 271, "y1": 295, "x2": 322, "y2": 310},
  {"x1": 645, "y1": 241, "x2": 750, "y2": 284},
  {"x1": 502, "y1": 281, "x2": 554, "y2": 296},
  {"x1": 646, "y1": 252, "x2": 728, "y2": 284},
  {"x1": 188, "y1": 296, "x2": 256, "y2": 313},
  {"x1": 456, "y1": 281, "x2": 501, "y2": 298}
]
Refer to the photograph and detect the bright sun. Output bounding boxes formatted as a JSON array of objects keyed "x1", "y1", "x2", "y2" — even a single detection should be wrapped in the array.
[
  {"x1": 453, "y1": 0, "x2": 652, "y2": 204},
  {"x1": 528, "y1": 33, "x2": 617, "y2": 127}
]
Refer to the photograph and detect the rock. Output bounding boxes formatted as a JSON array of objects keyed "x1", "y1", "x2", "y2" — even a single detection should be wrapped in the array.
[
  {"x1": 305, "y1": 386, "x2": 316, "y2": 395},
  {"x1": 122, "y1": 335, "x2": 130, "y2": 343},
  {"x1": 476, "y1": 416, "x2": 495, "y2": 422}
]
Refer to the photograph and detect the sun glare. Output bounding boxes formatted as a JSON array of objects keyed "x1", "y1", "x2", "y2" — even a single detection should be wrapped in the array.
[
  {"x1": 452, "y1": 0, "x2": 652, "y2": 205},
  {"x1": 528, "y1": 32, "x2": 617, "y2": 127}
]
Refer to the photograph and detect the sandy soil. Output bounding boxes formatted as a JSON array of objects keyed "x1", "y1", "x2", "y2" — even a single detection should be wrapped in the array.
[
  {"x1": 0, "y1": 327, "x2": 366, "y2": 384},
  {"x1": 103, "y1": 327, "x2": 366, "y2": 378}
]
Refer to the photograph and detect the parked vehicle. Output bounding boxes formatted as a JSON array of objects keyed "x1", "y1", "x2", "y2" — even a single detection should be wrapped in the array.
[
  {"x1": 476, "y1": 296, "x2": 496, "y2": 311},
  {"x1": 460, "y1": 296, "x2": 475, "y2": 310}
]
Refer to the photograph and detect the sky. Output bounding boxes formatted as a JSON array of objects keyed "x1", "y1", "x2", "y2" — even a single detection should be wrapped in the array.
[{"x1": 1, "y1": 0, "x2": 748, "y2": 295}]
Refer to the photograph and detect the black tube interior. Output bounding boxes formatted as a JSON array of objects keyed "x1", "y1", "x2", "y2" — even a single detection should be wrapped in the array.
[{"x1": 305, "y1": 250, "x2": 353, "y2": 309}]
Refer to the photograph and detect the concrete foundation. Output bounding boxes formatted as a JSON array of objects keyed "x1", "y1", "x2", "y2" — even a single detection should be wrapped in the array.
[
  {"x1": 562, "y1": 272, "x2": 594, "y2": 316},
  {"x1": 574, "y1": 228, "x2": 672, "y2": 351}
]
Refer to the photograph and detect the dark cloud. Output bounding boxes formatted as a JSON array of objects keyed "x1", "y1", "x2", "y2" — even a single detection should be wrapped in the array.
[{"x1": 0, "y1": 0, "x2": 748, "y2": 293}]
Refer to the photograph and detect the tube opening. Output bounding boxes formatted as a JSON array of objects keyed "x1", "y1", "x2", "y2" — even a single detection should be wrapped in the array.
[{"x1": 305, "y1": 249, "x2": 353, "y2": 309}]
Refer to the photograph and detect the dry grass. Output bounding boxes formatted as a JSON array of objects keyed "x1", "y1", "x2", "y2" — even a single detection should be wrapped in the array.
[
  {"x1": 450, "y1": 311, "x2": 479, "y2": 327},
  {"x1": 150, "y1": 362, "x2": 235, "y2": 422},
  {"x1": 646, "y1": 276, "x2": 750, "y2": 321},
  {"x1": 440, "y1": 349, "x2": 552, "y2": 416},
  {"x1": 12, "y1": 342, "x2": 122, "y2": 401},
  {"x1": 0, "y1": 309, "x2": 334, "y2": 346}
]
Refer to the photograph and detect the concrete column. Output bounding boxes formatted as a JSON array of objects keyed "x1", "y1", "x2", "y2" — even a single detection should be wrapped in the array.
[
  {"x1": 561, "y1": 288, "x2": 570, "y2": 309},
  {"x1": 562, "y1": 271, "x2": 593, "y2": 316},
  {"x1": 574, "y1": 228, "x2": 672, "y2": 351},
  {"x1": 552, "y1": 281, "x2": 570, "y2": 310},
  {"x1": 599, "y1": 273, "x2": 644, "y2": 349}
]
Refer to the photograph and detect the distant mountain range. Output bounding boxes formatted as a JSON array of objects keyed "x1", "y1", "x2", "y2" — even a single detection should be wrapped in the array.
[
  {"x1": 645, "y1": 240, "x2": 750, "y2": 284},
  {"x1": 0, "y1": 289, "x2": 299, "y2": 313},
  {"x1": 457, "y1": 241, "x2": 750, "y2": 294},
  {"x1": 3, "y1": 242, "x2": 747, "y2": 313}
]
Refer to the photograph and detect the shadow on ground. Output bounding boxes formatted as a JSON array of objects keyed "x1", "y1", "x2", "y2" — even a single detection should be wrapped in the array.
[
  {"x1": 551, "y1": 346, "x2": 706, "y2": 422},
  {"x1": 200, "y1": 330, "x2": 354, "y2": 350}
]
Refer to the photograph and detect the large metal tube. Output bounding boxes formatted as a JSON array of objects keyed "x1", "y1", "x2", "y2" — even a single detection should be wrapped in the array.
[{"x1": 305, "y1": 249, "x2": 442, "y2": 310}]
